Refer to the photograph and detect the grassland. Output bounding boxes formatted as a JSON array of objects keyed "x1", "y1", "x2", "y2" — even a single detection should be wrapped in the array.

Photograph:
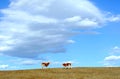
[{"x1": 0, "y1": 67, "x2": 120, "y2": 79}]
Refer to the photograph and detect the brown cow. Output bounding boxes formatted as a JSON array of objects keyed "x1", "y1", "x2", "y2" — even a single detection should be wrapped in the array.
[
  {"x1": 41, "y1": 62, "x2": 50, "y2": 69},
  {"x1": 62, "y1": 63, "x2": 72, "y2": 69}
]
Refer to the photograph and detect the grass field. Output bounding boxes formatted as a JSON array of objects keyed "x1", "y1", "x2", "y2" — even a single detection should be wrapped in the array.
[{"x1": 0, "y1": 67, "x2": 120, "y2": 79}]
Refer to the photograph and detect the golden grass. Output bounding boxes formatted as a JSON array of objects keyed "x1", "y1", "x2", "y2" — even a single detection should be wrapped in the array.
[{"x1": 0, "y1": 67, "x2": 120, "y2": 79}]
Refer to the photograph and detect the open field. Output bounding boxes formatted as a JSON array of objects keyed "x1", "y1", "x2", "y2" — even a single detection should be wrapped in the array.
[{"x1": 0, "y1": 67, "x2": 120, "y2": 79}]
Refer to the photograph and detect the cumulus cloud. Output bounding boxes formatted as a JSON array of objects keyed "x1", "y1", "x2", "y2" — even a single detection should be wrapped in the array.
[
  {"x1": 0, "y1": 64, "x2": 9, "y2": 69},
  {"x1": 104, "y1": 55, "x2": 120, "y2": 61},
  {"x1": 103, "y1": 46, "x2": 120, "y2": 66},
  {"x1": 0, "y1": 0, "x2": 110, "y2": 59},
  {"x1": 107, "y1": 15, "x2": 120, "y2": 22},
  {"x1": 111, "y1": 46, "x2": 120, "y2": 54}
]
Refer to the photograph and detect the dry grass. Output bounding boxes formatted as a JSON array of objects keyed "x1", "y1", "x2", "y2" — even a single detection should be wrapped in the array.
[{"x1": 0, "y1": 67, "x2": 120, "y2": 79}]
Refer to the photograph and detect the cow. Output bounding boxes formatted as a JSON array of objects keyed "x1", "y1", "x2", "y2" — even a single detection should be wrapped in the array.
[
  {"x1": 62, "y1": 63, "x2": 72, "y2": 69},
  {"x1": 41, "y1": 62, "x2": 50, "y2": 69}
]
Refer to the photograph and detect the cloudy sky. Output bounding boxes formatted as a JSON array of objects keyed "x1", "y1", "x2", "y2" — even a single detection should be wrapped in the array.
[{"x1": 0, "y1": 0, "x2": 120, "y2": 70}]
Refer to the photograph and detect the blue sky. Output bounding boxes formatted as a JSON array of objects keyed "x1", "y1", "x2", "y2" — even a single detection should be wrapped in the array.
[{"x1": 0, "y1": 0, "x2": 120, "y2": 70}]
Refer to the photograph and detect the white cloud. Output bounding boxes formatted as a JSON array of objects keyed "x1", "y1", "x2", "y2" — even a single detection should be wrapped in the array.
[
  {"x1": 103, "y1": 46, "x2": 120, "y2": 66},
  {"x1": 104, "y1": 55, "x2": 120, "y2": 66},
  {"x1": 104, "y1": 55, "x2": 120, "y2": 61},
  {"x1": 76, "y1": 18, "x2": 99, "y2": 28},
  {"x1": 0, "y1": 46, "x2": 12, "y2": 51},
  {"x1": 9, "y1": 66, "x2": 19, "y2": 70},
  {"x1": 111, "y1": 46, "x2": 120, "y2": 55},
  {"x1": 7, "y1": 58, "x2": 43, "y2": 65},
  {"x1": 0, "y1": 64, "x2": 9, "y2": 69},
  {"x1": 0, "y1": 0, "x2": 115, "y2": 59},
  {"x1": 47, "y1": 60, "x2": 79, "y2": 66},
  {"x1": 63, "y1": 60, "x2": 77, "y2": 64},
  {"x1": 67, "y1": 40, "x2": 75, "y2": 44},
  {"x1": 64, "y1": 16, "x2": 82, "y2": 22},
  {"x1": 19, "y1": 59, "x2": 43, "y2": 65},
  {"x1": 20, "y1": 60, "x2": 37, "y2": 65},
  {"x1": 64, "y1": 17, "x2": 100, "y2": 29},
  {"x1": 107, "y1": 15, "x2": 120, "y2": 22}
]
